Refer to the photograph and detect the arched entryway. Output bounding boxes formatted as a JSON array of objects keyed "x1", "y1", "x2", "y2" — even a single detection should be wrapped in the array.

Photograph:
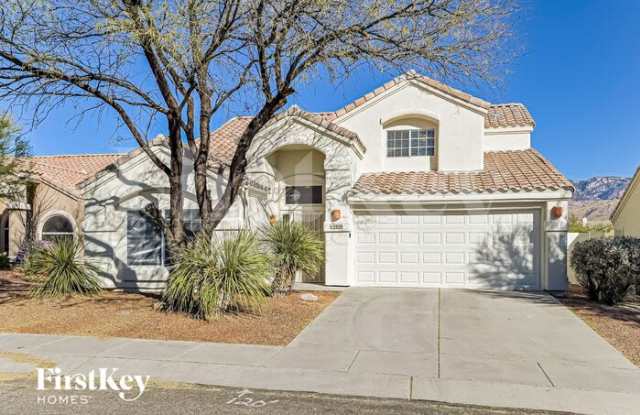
[{"x1": 266, "y1": 145, "x2": 326, "y2": 282}]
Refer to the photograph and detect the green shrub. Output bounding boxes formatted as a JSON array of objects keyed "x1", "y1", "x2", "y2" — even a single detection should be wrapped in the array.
[
  {"x1": 0, "y1": 253, "x2": 10, "y2": 270},
  {"x1": 29, "y1": 238, "x2": 102, "y2": 297},
  {"x1": 162, "y1": 230, "x2": 271, "y2": 320},
  {"x1": 262, "y1": 220, "x2": 324, "y2": 295},
  {"x1": 571, "y1": 237, "x2": 640, "y2": 305}
]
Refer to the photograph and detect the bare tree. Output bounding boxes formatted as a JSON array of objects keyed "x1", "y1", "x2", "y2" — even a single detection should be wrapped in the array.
[
  {"x1": 0, "y1": 0, "x2": 515, "y2": 246},
  {"x1": 0, "y1": 115, "x2": 29, "y2": 202}
]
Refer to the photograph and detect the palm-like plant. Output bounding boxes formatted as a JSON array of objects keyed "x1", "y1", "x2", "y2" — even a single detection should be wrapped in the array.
[
  {"x1": 162, "y1": 230, "x2": 271, "y2": 320},
  {"x1": 29, "y1": 238, "x2": 102, "y2": 297},
  {"x1": 262, "y1": 220, "x2": 324, "y2": 295}
]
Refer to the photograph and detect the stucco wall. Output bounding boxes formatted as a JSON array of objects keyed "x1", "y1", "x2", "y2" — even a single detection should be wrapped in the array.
[
  {"x1": 613, "y1": 176, "x2": 640, "y2": 237},
  {"x1": 483, "y1": 130, "x2": 532, "y2": 152},
  {"x1": 335, "y1": 82, "x2": 486, "y2": 173},
  {"x1": 0, "y1": 182, "x2": 82, "y2": 259},
  {"x1": 82, "y1": 146, "x2": 265, "y2": 292}
]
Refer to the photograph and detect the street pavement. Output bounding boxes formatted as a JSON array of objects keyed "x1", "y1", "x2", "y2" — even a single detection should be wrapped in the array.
[{"x1": 0, "y1": 378, "x2": 575, "y2": 415}]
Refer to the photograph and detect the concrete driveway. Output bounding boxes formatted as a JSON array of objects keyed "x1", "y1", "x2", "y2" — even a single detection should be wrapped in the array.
[
  {"x1": 2, "y1": 288, "x2": 639, "y2": 414},
  {"x1": 287, "y1": 288, "x2": 640, "y2": 394}
]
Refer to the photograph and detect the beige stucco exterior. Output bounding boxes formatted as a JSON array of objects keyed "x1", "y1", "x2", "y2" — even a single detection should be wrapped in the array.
[
  {"x1": 77, "y1": 75, "x2": 572, "y2": 292},
  {"x1": 612, "y1": 167, "x2": 640, "y2": 236},
  {"x1": 0, "y1": 181, "x2": 82, "y2": 259}
]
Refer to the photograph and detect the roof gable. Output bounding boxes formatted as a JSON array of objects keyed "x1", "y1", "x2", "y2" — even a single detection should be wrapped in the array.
[
  {"x1": 18, "y1": 154, "x2": 124, "y2": 197},
  {"x1": 611, "y1": 167, "x2": 640, "y2": 222},
  {"x1": 319, "y1": 71, "x2": 535, "y2": 129}
]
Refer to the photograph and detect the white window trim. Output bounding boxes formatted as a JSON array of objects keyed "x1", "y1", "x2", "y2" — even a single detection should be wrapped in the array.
[
  {"x1": 385, "y1": 128, "x2": 436, "y2": 158},
  {"x1": 37, "y1": 210, "x2": 77, "y2": 241}
]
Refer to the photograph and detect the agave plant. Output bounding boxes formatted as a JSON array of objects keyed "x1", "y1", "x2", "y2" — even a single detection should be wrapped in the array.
[
  {"x1": 162, "y1": 230, "x2": 271, "y2": 320},
  {"x1": 262, "y1": 220, "x2": 324, "y2": 295},
  {"x1": 29, "y1": 238, "x2": 102, "y2": 297}
]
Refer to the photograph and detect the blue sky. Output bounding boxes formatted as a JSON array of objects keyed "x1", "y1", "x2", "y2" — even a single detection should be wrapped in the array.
[{"x1": 10, "y1": 0, "x2": 640, "y2": 180}]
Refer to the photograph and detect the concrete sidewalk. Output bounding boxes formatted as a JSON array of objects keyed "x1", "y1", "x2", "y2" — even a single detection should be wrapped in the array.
[
  {"x1": 1, "y1": 332, "x2": 637, "y2": 415},
  {"x1": 2, "y1": 288, "x2": 640, "y2": 415}
]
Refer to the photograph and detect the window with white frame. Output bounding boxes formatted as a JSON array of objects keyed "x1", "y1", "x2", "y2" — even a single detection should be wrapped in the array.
[
  {"x1": 41, "y1": 215, "x2": 74, "y2": 242},
  {"x1": 386, "y1": 129, "x2": 435, "y2": 157}
]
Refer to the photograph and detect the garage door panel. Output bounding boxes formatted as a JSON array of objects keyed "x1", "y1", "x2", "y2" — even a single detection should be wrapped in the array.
[
  {"x1": 400, "y1": 232, "x2": 420, "y2": 244},
  {"x1": 354, "y1": 210, "x2": 541, "y2": 290},
  {"x1": 422, "y1": 215, "x2": 443, "y2": 225},
  {"x1": 422, "y1": 232, "x2": 442, "y2": 244},
  {"x1": 400, "y1": 252, "x2": 420, "y2": 264},
  {"x1": 423, "y1": 272, "x2": 442, "y2": 284},
  {"x1": 378, "y1": 232, "x2": 398, "y2": 244},
  {"x1": 445, "y1": 232, "x2": 465, "y2": 244},
  {"x1": 423, "y1": 252, "x2": 442, "y2": 264},
  {"x1": 379, "y1": 271, "x2": 397, "y2": 282}
]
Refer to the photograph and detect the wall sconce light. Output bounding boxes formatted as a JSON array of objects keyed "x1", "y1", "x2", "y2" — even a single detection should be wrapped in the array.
[{"x1": 331, "y1": 209, "x2": 342, "y2": 222}]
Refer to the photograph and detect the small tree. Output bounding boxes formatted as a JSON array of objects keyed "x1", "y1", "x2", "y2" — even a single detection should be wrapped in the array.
[
  {"x1": 262, "y1": 220, "x2": 324, "y2": 295},
  {"x1": 0, "y1": 115, "x2": 29, "y2": 202}
]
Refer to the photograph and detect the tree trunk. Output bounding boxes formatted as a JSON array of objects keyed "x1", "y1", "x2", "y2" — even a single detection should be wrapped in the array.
[
  {"x1": 193, "y1": 85, "x2": 213, "y2": 226},
  {"x1": 208, "y1": 92, "x2": 290, "y2": 229},
  {"x1": 166, "y1": 117, "x2": 185, "y2": 253}
]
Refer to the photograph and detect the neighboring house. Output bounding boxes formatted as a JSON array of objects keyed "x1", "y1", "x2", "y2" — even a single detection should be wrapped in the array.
[
  {"x1": 78, "y1": 71, "x2": 574, "y2": 293},
  {"x1": 611, "y1": 166, "x2": 640, "y2": 236},
  {"x1": 0, "y1": 154, "x2": 122, "y2": 259}
]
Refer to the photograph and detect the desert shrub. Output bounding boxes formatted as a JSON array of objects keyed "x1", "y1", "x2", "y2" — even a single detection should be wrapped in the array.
[
  {"x1": 571, "y1": 237, "x2": 640, "y2": 305},
  {"x1": 262, "y1": 220, "x2": 324, "y2": 295},
  {"x1": 0, "y1": 253, "x2": 10, "y2": 269},
  {"x1": 29, "y1": 238, "x2": 102, "y2": 297},
  {"x1": 162, "y1": 230, "x2": 271, "y2": 320}
]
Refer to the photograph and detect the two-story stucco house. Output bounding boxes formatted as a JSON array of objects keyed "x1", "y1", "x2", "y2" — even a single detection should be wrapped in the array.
[{"x1": 78, "y1": 71, "x2": 573, "y2": 292}]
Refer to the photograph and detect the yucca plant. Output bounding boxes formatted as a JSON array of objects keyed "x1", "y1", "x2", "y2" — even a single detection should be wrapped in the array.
[
  {"x1": 162, "y1": 230, "x2": 271, "y2": 320},
  {"x1": 262, "y1": 220, "x2": 324, "y2": 295},
  {"x1": 29, "y1": 238, "x2": 102, "y2": 297}
]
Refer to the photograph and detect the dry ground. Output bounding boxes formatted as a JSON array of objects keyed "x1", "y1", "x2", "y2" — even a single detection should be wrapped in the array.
[
  {"x1": 0, "y1": 271, "x2": 338, "y2": 346},
  {"x1": 559, "y1": 285, "x2": 640, "y2": 367}
]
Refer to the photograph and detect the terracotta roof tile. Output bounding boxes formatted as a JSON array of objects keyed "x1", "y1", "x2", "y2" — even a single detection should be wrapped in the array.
[
  {"x1": 319, "y1": 71, "x2": 535, "y2": 129},
  {"x1": 350, "y1": 149, "x2": 573, "y2": 196},
  {"x1": 18, "y1": 154, "x2": 124, "y2": 195},
  {"x1": 322, "y1": 71, "x2": 492, "y2": 122},
  {"x1": 209, "y1": 107, "x2": 364, "y2": 166},
  {"x1": 485, "y1": 104, "x2": 535, "y2": 128}
]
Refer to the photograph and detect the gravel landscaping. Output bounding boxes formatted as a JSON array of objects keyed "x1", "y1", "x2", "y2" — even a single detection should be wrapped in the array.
[
  {"x1": 559, "y1": 285, "x2": 640, "y2": 367},
  {"x1": 0, "y1": 271, "x2": 338, "y2": 346}
]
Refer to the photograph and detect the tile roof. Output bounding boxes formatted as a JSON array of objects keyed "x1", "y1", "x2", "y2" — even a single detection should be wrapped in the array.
[
  {"x1": 18, "y1": 154, "x2": 124, "y2": 196},
  {"x1": 350, "y1": 149, "x2": 573, "y2": 196},
  {"x1": 209, "y1": 107, "x2": 364, "y2": 166},
  {"x1": 208, "y1": 116, "x2": 254, "y2": 166},
  {"x1": 485, "y1": 104, "x2": 535, "y2": 129},
  {"x1": 319, "y1": 71, "x2": 535, "y2": 129}
]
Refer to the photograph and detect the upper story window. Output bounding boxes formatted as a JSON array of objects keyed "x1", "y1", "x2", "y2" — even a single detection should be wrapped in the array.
[{"x1": 387, "y1": 129, "x2": 435, "y2": 157}]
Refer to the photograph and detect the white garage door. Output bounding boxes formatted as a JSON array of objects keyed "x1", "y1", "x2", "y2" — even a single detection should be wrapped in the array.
[{"x1": 354, "y1": 210, "x2": 541, "y2": 290}]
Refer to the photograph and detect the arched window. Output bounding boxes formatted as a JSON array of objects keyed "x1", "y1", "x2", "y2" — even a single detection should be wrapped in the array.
[{"x1": 41, "y1": 215, "x2": 74, "y2": 242}]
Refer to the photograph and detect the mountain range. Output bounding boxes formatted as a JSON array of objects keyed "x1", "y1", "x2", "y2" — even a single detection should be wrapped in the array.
[{"x1": 569, "y1": 176, "x2": 631, "y2": 223}]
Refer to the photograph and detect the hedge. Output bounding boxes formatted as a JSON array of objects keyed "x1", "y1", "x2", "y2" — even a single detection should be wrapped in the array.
[{"x1": 571, "y1": 237, "x2": 640, "y2": 305}]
